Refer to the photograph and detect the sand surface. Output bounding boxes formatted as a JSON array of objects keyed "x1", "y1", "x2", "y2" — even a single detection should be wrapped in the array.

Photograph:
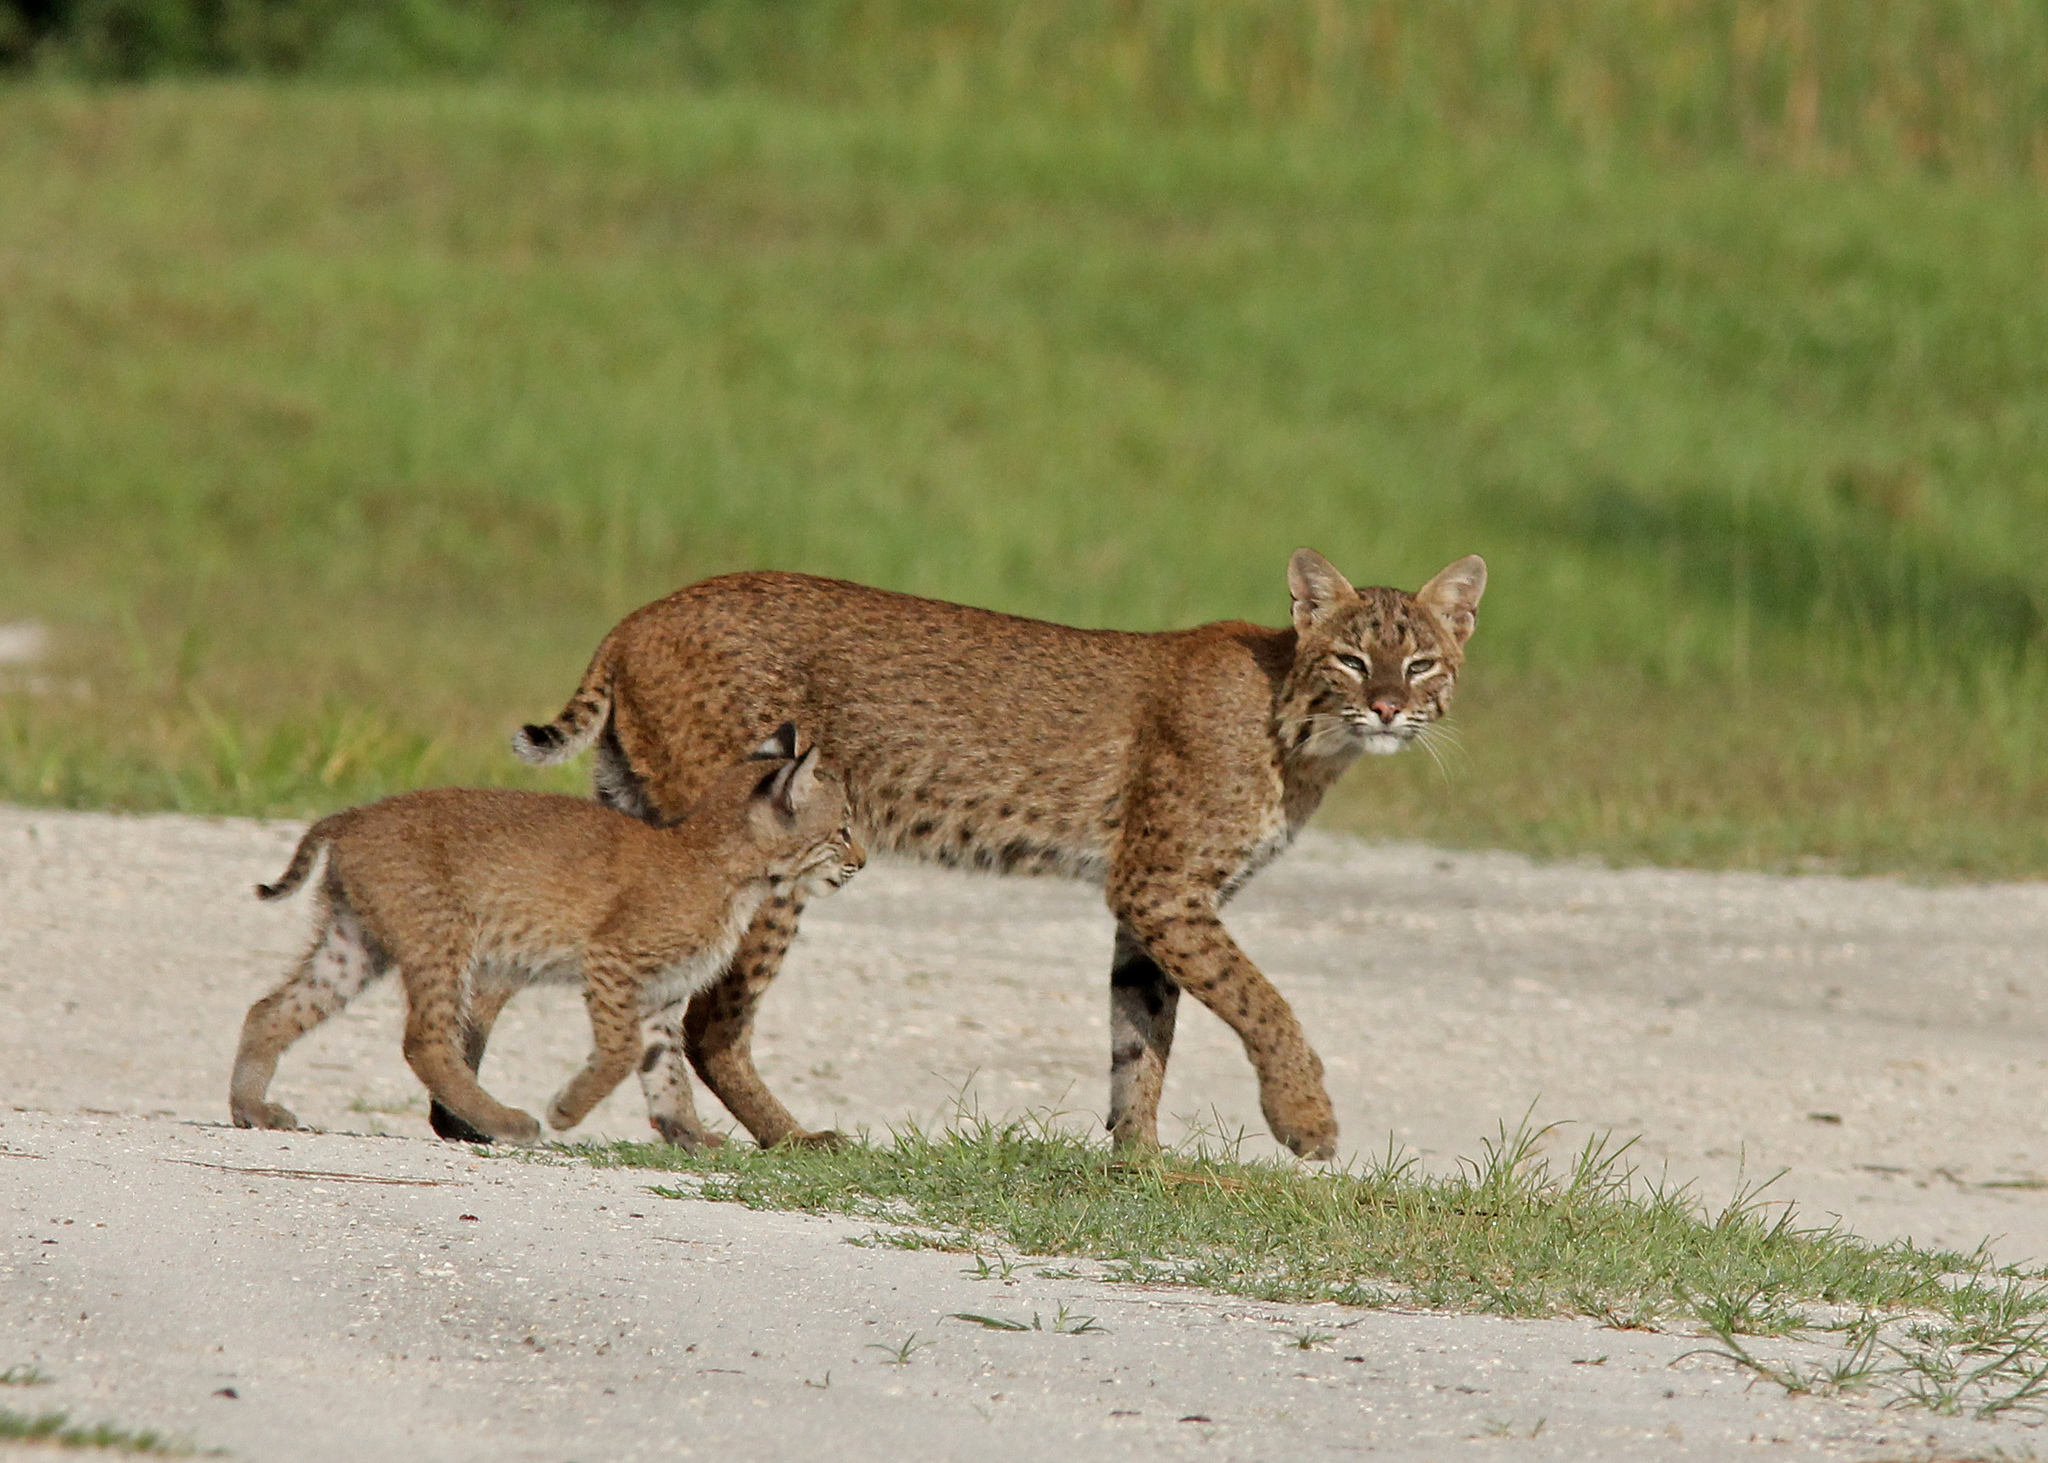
[{"x1": 6, "y1": 805, "x2": 2048, "y2": 1459}]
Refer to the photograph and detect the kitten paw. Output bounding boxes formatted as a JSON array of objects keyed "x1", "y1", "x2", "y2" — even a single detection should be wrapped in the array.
[
  {"x1": 429, "y1": 1100, "x2": 495, "y2": 1144},
  {"x1": 230, "y1": 1099, "x2": 299, "y2": 1131},
  {"x1": 495, "y1": 1110, "x2": 543, "y2": 1145}
]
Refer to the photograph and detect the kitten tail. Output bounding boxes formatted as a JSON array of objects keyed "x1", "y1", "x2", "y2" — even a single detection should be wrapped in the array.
[{"x1": 255, "y1": 813, "x2": 347, "y2": 900}]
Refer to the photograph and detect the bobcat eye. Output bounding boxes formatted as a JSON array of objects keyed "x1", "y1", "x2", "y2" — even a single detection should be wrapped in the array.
[
  {"x1": 1334, "y1": 653, "x2": 1368, "y2": 678},
  {"x1": 1406, "y1": 657, "x2": 1438, "y2": 678}
]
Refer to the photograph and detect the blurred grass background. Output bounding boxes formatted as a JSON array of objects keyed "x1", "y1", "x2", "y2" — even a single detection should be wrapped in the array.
[{"x1": 5, "y1": 2, "x2": 2048, "y2": 875}]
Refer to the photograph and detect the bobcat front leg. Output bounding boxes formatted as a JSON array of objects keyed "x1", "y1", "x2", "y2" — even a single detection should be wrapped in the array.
[
  {"x1": 547, "y1": 957, "x2": 644, "y2": 1133},
  {"x1": 684, "y1": 891, "x2": 844, "y2": 1150},
  {"x1": 1107, "y1": 870, "x2": 1337, "y2": 1161}
]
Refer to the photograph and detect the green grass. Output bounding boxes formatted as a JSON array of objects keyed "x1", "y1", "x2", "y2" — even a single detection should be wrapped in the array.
[
  {"x1": 0, "y1": 1408, "x2": 189, "y2": 1454},
  {"x1": 579, "y1": 1117, "x2": 2048, "y2": 1417},
  {"x1": 18, "y1": 1, "x2": 2048, "y2": 187},
  {"x1": 6, "y1": 81, "x2": 2048, "y2": 872}
]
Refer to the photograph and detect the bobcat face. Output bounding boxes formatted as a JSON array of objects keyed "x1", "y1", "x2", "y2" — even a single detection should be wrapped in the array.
[
  {"x1": 1311, "y1": 596, "x2": 1460, "y2": 755},
  {"x1": 1284, "y1": 549, "x2": 1487, "y2": 761}
]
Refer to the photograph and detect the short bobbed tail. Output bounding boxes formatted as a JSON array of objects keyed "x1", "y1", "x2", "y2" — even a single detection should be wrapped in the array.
[
  {"x1": 255, "y1": 815, "x2": 345, "y2": 900},
  {"x1": 511, "y1": 648, "x2": 614, "y2": 766}
]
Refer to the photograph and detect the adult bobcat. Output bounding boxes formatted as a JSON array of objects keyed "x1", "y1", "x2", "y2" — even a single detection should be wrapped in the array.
[
  {"x1": 516, "y1": 549, "x2": 1484, "y2": 1160},
  {"x1": 230, "y1": 730, "x2": 862, "y2": 1143}
]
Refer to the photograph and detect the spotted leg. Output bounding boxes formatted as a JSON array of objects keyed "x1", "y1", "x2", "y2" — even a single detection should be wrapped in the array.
[
  {"x1": 546, "y1": 953, "x2": 650, "y2": 1133},
  {"x1": 684, "y1": 890, "x2": 843, "y2": 1149},
  {"x1": 1105, "y1": 922, "x2": 1182, "y2": 1149},
  {"x1": 398, "y1": 943, "x2": 541, "y2": 1145},
  {"x1": 428, "y1": 981, "x2": 518, "y2": 1144},
  {"x1": 1106, "y1": 865, "x2": 1337, "y2": 1162},
  {"x1": 637, "y1": 997, "x2": 725, "y2": 1150},
  {"x1": 230, "y1": 903, "x2": 388, "y2": 1131}
]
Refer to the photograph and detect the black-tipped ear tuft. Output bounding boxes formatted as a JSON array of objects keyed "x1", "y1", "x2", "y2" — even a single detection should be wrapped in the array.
[
  {"x1": 775, "y1": 746, "x2": 820, "y2": 817},
  {"x1": 750, "y1": 721, "x2": 800, "y2": 761}
]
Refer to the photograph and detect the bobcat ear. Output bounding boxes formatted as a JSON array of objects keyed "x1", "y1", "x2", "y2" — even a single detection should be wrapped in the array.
[
  {"x1": 750, "y1": 722, "x2": 800, "y2": 761},
  {"x1": 773, "y1": 747, "x2": 820, "y2": 818},
  {"x1": 1416, "y1": 555, "x2": 1487, "y2": 646},
  {"x1": 1287, "y1": 548, "x2": 1356, "y2": 634}
]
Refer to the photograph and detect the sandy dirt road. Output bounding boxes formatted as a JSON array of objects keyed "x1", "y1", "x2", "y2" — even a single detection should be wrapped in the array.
[{"x1": 5, "y1": 804, "x2": 2048, "y2": 1459}]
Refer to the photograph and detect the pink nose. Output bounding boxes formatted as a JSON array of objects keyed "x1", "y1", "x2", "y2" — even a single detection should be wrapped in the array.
[{"x1": 1369, "y1": 698, "x2": 1403, "y2": 723}]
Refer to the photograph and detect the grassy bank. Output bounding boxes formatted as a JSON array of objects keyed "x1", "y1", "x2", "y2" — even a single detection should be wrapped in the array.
[
  {"x1": 4, "y1": 83, "x2": 2048, "y2": 872},
  {"x1": 581, "y1": 1120, "x2": 2048, "y2": 1417},
  {"x1": 15, "y1": 1, "x2": 2048, "y2": 185}
]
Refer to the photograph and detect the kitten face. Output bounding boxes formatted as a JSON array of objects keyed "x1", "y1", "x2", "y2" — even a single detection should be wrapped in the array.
[{"x1": 757, "y1": 763, "x2": 867, "y2": 895}]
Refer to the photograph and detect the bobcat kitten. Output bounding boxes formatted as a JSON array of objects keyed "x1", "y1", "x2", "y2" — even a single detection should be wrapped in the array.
[
  {"x1": 514, "y1": 549, "x2": 1485, "y2": 1161},
  {"x1": 230, "y1": 728, "x2": 862, "y2": 1144}
]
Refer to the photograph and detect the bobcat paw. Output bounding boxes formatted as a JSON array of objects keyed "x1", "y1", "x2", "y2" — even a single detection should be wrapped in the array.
[
  {"x1": 775, "y1": 1128, "x2": 847, "y2": 1152},
  {"x1": 230, "y1": 1099, "x2": 299, "y2": 1131},
  {"x1": 1267, "y1": 1097, "x2": 1339, "y2": 1162},
  {"x1": 429, "y1": 1100, "x2": 495, "y2": 1144},
  {"x1": 650, "y1": 1115, "x2": 726, "y2": 1152},
  {"x1": 1286, "y1": 1129, "x2": 1338, "y2": 1162},
  {"x1": 494, "y1": 1110, "x2": 543, "y2": 1145}
]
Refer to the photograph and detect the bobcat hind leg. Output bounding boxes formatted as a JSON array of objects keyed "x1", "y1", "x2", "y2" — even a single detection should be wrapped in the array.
[
  {"x1": 1105, "y1": 923, "x2": 1182, "y2": 1151},
  {"x1": 428, "y1": 981, "x2": 518, "y2": 1144},
  {"x1": 230, "y1": 903, "x2": 386, "y2": 1131},
  {"x1": 400, "y1": 951, "x2": 541, "y2": 1145},
  {"x1": 686, "y1": 891, "x2": 843, "y2": 1150}
]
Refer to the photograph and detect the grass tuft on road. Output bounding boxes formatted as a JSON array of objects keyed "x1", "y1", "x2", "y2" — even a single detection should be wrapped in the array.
[
  {"x1": 0, "y1": 1408, "x2": 190, "y2": 1454},
  {"x1": 583, "y1": 1116, "x2": 2048, "y2": 1417}
]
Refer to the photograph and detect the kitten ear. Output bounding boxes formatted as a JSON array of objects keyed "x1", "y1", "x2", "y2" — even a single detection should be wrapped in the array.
[
  {"x1": 1287, "y1": 548, "x2": 1356, "y2": 634},
  {"x1": 1416, "y1": 555, "x2": 1487, "y2": 646},
  {"x1": 768, "y1": 747, "x2": 820, "y2": 819},
  {"x1": 750, "y1": 721, "x2": 800, "y2": 760}
]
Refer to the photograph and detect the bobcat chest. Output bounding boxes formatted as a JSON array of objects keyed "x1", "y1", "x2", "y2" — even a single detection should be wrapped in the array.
[{"x1": 635, "y1": 884, "x2": 772, "y2": 1011}]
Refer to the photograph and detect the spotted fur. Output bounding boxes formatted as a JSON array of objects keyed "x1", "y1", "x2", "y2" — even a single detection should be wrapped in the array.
[
  {"x1": 230, "y1": 738, "x2": 863, "y2": 1145},
  {"x1": 515, "y1": 549, "x2": 1485, "y2": 1159}
]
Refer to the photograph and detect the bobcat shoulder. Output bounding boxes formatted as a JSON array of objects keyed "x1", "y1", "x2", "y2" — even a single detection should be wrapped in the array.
[
  {"x1": 516, "y1": 549, "x2": 1485, "y2": 1159},
  {"x1": 231, "y1": 730, "x2": 862, "y2": 1145}
]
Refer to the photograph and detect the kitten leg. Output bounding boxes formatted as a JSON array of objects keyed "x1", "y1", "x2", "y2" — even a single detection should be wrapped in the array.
[
  {"x1": 1108, "y1": 872, "x2": 1337, "y2": 1162},
  {"x1": 1105, "y1": 922, "x2": 1182, "y2": 1150},
  {"x1": 685, "y1": 891, "x2": 843, "y2": 1150},
  {"x1": 400, "y1": 954, "x2": 540, "y2": 1145},
  {"x1": 636, "y1": 999, "x2": 724, "y2": 1151},
  {"x1": 428, "y1": 981, "x2": 517, "y2": 1144},
  {"x1": 546, "y1": 956, "x2": 645, "y2": 1132},
  {"x1": 230, "y1": 904, "x2": 384, "y2": 1131}
]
